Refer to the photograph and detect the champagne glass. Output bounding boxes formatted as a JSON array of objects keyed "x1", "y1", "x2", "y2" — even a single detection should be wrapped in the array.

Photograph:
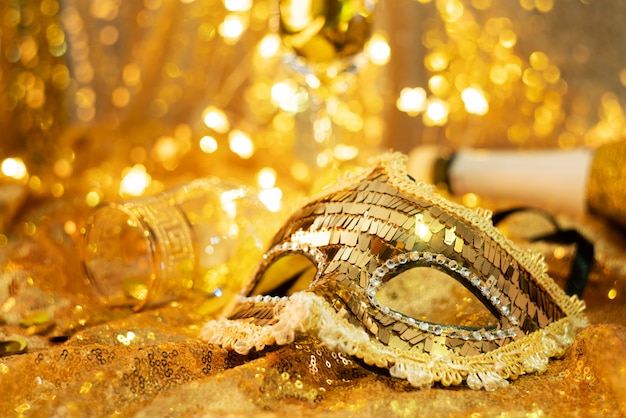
[{"x1": 276, "y1": 0, "x2": 376, "y2": 176}]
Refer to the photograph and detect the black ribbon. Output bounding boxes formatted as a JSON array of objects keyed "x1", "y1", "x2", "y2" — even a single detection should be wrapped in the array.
[{"x1": 492, "y1": 207, "x2": 593, "y2": 298}]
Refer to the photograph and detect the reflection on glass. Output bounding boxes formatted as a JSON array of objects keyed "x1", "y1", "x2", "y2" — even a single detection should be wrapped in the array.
[
  {"x1": 82, "y1": 178, "x2": 275, "y2": 311},
  {"x1": 277, "y1": 0, "x2": 376, "y2": 174}
]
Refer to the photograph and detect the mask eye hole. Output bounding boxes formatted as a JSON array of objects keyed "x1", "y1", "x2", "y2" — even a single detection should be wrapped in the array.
[
  {"x1": 376, "y1": 267, "x2": 499, "y2": 329},
  {"x1": 252, "y1": 252, "x2": 318, "y2": 297}
]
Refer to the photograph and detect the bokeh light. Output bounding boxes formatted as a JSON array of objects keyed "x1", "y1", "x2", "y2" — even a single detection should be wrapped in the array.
[
  {"x1": 1, "y1": 158, "x2": 28, "y2": 180},
  {"x1": 228, "y1": 130, "x2": 254, "y2": 159},
  {"x1": 120, "y1": 165, "x2": 151, "y2": 197}
]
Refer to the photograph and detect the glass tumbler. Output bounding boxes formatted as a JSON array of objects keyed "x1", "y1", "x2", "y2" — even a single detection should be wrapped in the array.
[{"x1": 82, "y1": 178, "x2": 277, "y2": 311}]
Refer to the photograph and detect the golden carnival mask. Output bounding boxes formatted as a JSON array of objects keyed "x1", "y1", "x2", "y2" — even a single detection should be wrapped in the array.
[{"x1": 202, "y1": 153, "x2": 587, "y2": 391}]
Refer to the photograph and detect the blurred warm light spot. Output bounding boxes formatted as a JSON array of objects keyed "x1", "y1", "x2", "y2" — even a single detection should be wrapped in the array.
[
  {"x1": 505, "y1": 62, "x2": 522, "y2": 80},
  {"x1": 46, "y1": 23, "x2": 65, "y2": 47},
  {"x1": 224, "y1": 0, "x2": 252, "y2": 12},
  {"x1": 428, "y1": 75, "x2": 450, "y2": 97},
  {"x1": 535, "y1": 0, "x2": 554, "y2": 13},
  {"x1": 462, "y1": 87, "x2": 489, "y2": 115},
  {"x1": 75, "y1": 87, "x2": 95, "y2": 107},
  {"x1": 507, "y1": 123, "x2": 530, "y2": 144},
  {"x1": 396, "y1": 87, "x2": 427, "y2": 116},
  {"x1": 123, "y1": 63, "x2": 141, "y2": 86},
  {"x1": 499, "y1": 29, "x2": 516, "y2": 48},
  {"x1": 529, "y1": 51, "x2": 549, "y2": 71},
  {"x1": 259, "y1": 187, "x2": 283, "y2": 213},
  {"x1": 75, "y1": 87, "x2": 96, "y2": 121},
  {"x1": 490, "y1": 65, "x2": 508, "y2": 85},
  {"x1": 51, "y1": 183, "x2": 65, "y2": 198},
  {"x1": 608, "y1": 288, "x2": 617, "y2": 300},
  {"x1": 543, "y1": 65, "x2": 560, "y2": 83},
  {"x1": 228, "y1": 130, "x2": 254, "y2": 159},
  {"x1": 23, "y1": 221, "x2": 37, "y2": 236},
  {"x1": 85, "y1": 190, "x2": 102, "y2": 207},
  {"x1": 313, "y1": 115, "x2": 332, "y2": 143},
  {"x1": 553, "y1": 246, "x2": 566, "y2": 259},
  {"x1": 440, "y1": 0, "x2": 464, "y2": 22},
  {"x1": 257, "y1": 167, "x2": 277, "y2": 189},
  {"x1": 424, "y1": 98, "x2": 448, "y2": 126},
  {"x1": 100, "y1": 25, "x2": 119, "y2": 45},
  {"x1": 522, "y1": 69, "x2": 545, "y2": 94},
  {"x1": 220, "y1": 188, "x2": 245, "y2": 221},
  {"x1": 199, "y1": 135, "x2": 218, "y2": 153},
  {"x1": 557, "y1": 132, "x2": 577, "y2": 149},
  {"x1": 153, "y1": 136, "x2": 179, "y2": 162},
  {"x1": 2, "y1": 158, "x2": 28, "y2": 180},
  {"x1": 334, "y1": 144, "x2": 359, "y2": 161},
  {"x1": 291, "y1": 162, "x2": 310, "y2": 181},
  {"x1": 116, "y1": 331, "x2": 137, "y2": 346},
  {"x1": 165, "y1": 62, "x2": 182, "y2": 78},
  {"x1": 257, "y1": 33, "x2": 281, "y2": 58},
  {"x1": 305, "y1": 74, "x2": 320, "y2": 89},
  {"x1": 316, "y1": 151, "x2": 332, "y2": 168},
  {"x1": 112, "y1": 87, "x2": 131, "y2": 107},
  {"x1": 144, "y1": 0, "x2": 163, "y2": 11},
  {"x1": 19, "y1": 36, "x2": 38, "y2": 63},
  {"x1": 4, "y1": 8, "x2": 20, "y2": 27},
  {"x1": 53, "y1": 158, "x2": 73, "y2": 178},
  {"x1": 51, "y1": 64, "x2": 70, "y2": 89},
  {"x1": 203, "y1": 106, "x2": 230, "y2": 133},
  {"x1": 425, "y1": 50, "x2": 449, "y2": 72},
  {"x1": 534, "y1": 106, "x2": 554, "y2": 125},
  {"x1": 28, "y1": 176, "x2": 42, "y2": 192},
  {"x1": 219, "y1": 14, "x2": 245, "y2": 43},
  {"x1": 271, "y1": 80, "x2": 309, "y2": 113},
  {"x1": 64, "y1": 220, "x2": 77, "y2": 235},
  {"x1": 120, "y1": 164, "x2": 151, "y2": 197},
  {"x1": 75, "y1": 62, "x2": 94, "y2": 84},
  {"x1": 342, "y1": 112, "x2": 363, "y2": 132},
  {"x1": 366, "y1": 33, "x2": 390, "y2": 66},
  {"x1": 271, "y1": 82, "x2": 290, "y2": 104},
  {"x1": 273, "y1": 112, "x2": 295, "y2": 132},
  {"x1": 462, "y1": 193, "x2": 480, "y2": 208},
  {"x1": 332, "y1": 101, "x2": 363, "y2": 132}
]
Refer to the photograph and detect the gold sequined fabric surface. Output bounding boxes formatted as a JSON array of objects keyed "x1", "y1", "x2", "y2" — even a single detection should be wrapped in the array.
[{"x1": 1, "y1": 166, "x2": 626, "y2": 417}]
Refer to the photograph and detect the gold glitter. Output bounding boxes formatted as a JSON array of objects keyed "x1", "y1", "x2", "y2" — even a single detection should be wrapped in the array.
[
  {"x1": 1, "y1": 297, "x2": 16, "y2": 313},
  {"x1": 23, "y1": 221, "x2": 37, "y2": 236},
  {"x1": 79, "y1": 382, "x2": 92, "y2": 395},
  {"x1": 15, "y1": 403, "x2": 30, "y2": 413}
]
